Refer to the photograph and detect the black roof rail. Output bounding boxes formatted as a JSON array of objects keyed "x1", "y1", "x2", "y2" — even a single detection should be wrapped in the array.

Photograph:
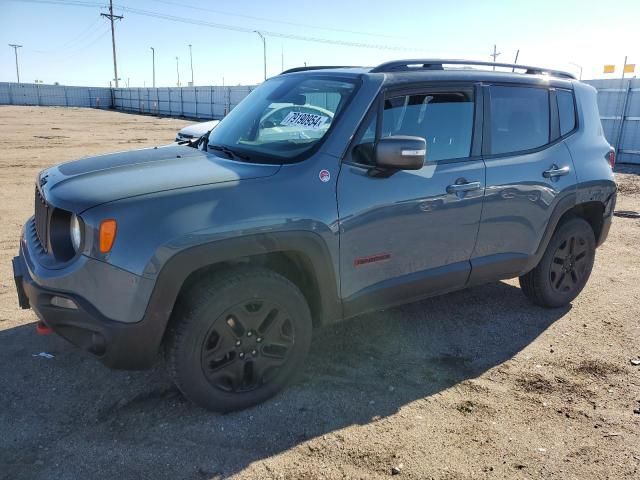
[
  {"x1": 370, "y1": 59, "x2": 576, "y2": 80},
  {"x1": 280, "y1": 65, "x2": 359, "y2": 75}
]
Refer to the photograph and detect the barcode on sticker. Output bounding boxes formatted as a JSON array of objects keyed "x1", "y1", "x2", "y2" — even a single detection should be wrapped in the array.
[{"x1": 280, "y1": 112, "x2": 329, "y2": 129}]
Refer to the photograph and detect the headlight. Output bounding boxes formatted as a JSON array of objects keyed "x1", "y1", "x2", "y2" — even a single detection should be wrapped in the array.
[{"x1": 70, "y1": 214, "x2": 82, "y2": 251}]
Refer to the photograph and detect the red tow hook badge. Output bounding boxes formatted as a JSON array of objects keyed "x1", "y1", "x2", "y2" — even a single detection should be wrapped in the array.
[{"x1": 36, "y1": 321, "x2": 53, "y2": 335}]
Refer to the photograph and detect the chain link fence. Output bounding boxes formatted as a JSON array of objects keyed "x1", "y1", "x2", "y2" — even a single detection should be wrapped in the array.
[
  {"x1": 0, "y1": 82, "x2": 112, "y2": 108},
  {"x1": 0, "y1": 83, "x2": 254, "y2": 120},
  {"x1": 111, "y1": 86, "x2": 254, "y2": 119}
]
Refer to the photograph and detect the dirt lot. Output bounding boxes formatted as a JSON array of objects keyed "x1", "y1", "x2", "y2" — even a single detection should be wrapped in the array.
[{"x1": 0, "y1": 105, "x2": 639, "y2": 480}]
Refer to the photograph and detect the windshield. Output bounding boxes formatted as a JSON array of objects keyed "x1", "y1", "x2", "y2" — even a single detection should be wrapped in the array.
[{"x1": 208, "y1": 75, "x2": 358, "y2": 163}]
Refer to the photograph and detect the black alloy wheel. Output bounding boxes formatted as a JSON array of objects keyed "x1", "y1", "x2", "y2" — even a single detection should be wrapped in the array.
[
  {"x1": 548, "y1": 233, "x2": 590, "y2": 294},
  {"x1": 200, "y1": 299, "x2": 295, "y2": 393}
]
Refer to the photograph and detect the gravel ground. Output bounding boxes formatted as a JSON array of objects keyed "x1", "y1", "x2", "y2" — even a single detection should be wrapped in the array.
[{"x1": 0, "y1": 106, "x2": 639, "y2": 480}]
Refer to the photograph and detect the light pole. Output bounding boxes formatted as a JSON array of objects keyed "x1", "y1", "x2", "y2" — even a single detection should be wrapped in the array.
[
  {"x1": 569, "y1": 62, "x2": 583, "y2": 80},
  {"x1": 8, "y1": 44, "x2": 22, "y2": 83},
  {"x1": 188, "y1": 44, "x2": 194, "y2": 86},
  {"x1": 150, "y1": 47, "x2": 155, "y2": 88},
  {"x1": 176, "y1": 56, "x2": 180, "y2": 86},
  {"x1": 254, "y1": 30, "x2": 266, "y2": 81}
]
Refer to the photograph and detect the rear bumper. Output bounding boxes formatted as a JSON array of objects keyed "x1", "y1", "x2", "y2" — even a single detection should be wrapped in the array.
[{"x1": 13, "y1": 227, "x2": 164, "y2": 370}]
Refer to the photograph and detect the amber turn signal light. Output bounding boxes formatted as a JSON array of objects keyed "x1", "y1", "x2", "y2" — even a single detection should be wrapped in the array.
[{"x1": 99, "y1": 219, "x2": 117, "y2": 253}]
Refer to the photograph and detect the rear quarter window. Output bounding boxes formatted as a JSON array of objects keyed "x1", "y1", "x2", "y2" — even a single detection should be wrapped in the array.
[{"x1": 557, "y1": 89, "x2": 577, "y2": 136}]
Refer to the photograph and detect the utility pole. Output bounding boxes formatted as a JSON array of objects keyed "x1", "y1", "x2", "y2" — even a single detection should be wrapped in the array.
[
  {"x1": 8, "y1": 44, "x2": 22, "y2": 83},
  {"x1": 490, "y1": 44, "x2": 501, "y2": 70},
  {"x1": 512, "y1": 49, "x2": 520, "y2": 71},
  {"x1": 188, "y1": 44, "x2": 194, "y2": 86},
  {"x1": 176, "y1": 56, "x2": 180, "y2": 86},
  {"x1": 101, "y1": 0, "x2": 123, "y2": 88},
  {"x1": 254, "y1": 30, "x2": 266, "y2": 81},
  {"x1": 150, "y1": 47, "x2": 155, "y2": 88}
]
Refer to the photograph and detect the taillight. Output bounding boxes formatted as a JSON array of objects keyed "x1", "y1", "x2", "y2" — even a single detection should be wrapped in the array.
[{"x1": 606, "y1": 149, "x2": 616, "y2": 169}]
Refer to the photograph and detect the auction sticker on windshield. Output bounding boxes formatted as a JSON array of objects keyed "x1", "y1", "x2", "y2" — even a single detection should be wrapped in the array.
[{"x1": 280, "y1": 112, "x2": 329, "y2": 129}]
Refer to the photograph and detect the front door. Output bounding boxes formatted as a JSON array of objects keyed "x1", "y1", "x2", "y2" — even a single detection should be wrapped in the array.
[{"x1": 337, "y1": 84, "x2": 486, "y2": 317}]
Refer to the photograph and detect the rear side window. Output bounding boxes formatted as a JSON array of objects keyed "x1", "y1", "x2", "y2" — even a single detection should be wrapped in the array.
[
  {"x1": 489, "y1": 86, "x2": 550, "y2": 155},
  {"x1": 557, "y1": 89, "x2": 576, "y2": 136}
]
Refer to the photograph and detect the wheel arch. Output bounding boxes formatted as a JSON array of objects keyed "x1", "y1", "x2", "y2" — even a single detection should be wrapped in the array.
[
  {"x1": 174, "y1": 250, "x2": 330, "y2": 329},
  {"x1": 525, "y1": 194, "x2": 609, "y2": 274},
  {"x1": 141, "y1": 232, "x2": 342, "y2": 359},
  {"x1": 562, "y1": 201, "x2": 605, "y2": 243}
]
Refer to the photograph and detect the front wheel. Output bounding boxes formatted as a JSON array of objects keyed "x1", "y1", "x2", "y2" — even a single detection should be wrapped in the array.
[
  {"x1": 165, "y1": 267, "x2": 312, "y2": 412},
  {"x1": 520, "y1": 217, "x2": 596, "y2": 308}
]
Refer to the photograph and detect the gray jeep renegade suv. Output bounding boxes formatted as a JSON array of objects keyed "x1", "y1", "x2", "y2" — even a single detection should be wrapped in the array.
[{"x1": 13, "y1": 59, "x2": 617, "y2": 411}]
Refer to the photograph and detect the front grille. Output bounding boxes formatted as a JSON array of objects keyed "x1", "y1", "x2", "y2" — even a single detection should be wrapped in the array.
[{"x1": 34, "y1": 187, "x2": 49, "y2": 252}]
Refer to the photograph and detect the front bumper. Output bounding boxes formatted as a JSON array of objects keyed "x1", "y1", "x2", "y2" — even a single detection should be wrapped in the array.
[{"x1": 13, "y1": 225, "x2": 163, "y2": 370}]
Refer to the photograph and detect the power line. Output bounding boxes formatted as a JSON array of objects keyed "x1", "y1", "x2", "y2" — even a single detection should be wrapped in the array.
[
  {"x1": 14, "y1": 0, "x2": 103, "y2": 7},
  {"x1": 32, "y1": 16, "x2": 104, "y2": 54},
  {"x1": 33, "y1": 23, "x2": 111, "y2": 58},
  {"x1": 13, "y1": 0, "x2": 416, "y2": 52},
  {"x1": 115, "y1": 5, "x2": 415, "y2": 51},
  {"x1": 55, "y1": 26, "x2": 111, "y2": 61},
  {"x1": 149, "y1": 0, "x2": 409, "y2": 40}
]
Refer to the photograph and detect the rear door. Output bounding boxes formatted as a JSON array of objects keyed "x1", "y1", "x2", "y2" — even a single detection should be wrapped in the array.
[
  {"x1": 337, "y1": 83, "x2": 486, "y2": 316},
  {"x1": 469, "y1": 84, "x2": 577, "y2": 283}
]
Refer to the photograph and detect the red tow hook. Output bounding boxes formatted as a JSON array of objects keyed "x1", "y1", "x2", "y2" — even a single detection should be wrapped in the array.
[{"x1": 36, "y1": 321, "x2": 53, "y2": 335}]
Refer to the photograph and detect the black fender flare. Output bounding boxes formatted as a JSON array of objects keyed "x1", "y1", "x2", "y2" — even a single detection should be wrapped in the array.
[
  {"x1": 522, "y1": 192, "x2": 578, "y2": 273},
  {"x1": 128, "y1": 231, "x2": 342, "y2": 368}
]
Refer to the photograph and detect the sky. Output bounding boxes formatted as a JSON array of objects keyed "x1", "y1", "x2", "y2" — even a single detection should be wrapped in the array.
[{"x1": 0, "y1": 0, "x2": 638, "y2": 87}]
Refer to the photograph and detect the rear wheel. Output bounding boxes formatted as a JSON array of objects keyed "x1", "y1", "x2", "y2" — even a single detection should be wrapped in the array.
[
  {"x1": 166, "y1": 267, "x2": 312, "y2": 412},
  {"x1": 519, "y1": 217, "x2": 596, "y2": 308}
]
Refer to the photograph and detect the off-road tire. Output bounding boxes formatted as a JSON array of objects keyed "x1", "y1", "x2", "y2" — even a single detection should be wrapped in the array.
[
  {"x1": 165, "y1": 267, "x2": 312, "y2": 412},
  {"x1": 520, "y1": 217, "x2": 596, "y2": 308}
]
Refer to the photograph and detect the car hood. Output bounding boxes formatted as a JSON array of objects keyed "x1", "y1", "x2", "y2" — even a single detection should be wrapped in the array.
[{"x1": 40, "y1": 144, "x2": 280, "y2": 212}]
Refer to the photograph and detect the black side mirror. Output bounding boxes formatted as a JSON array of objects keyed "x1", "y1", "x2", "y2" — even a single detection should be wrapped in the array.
[{"x1": 375, "y1": 136, "x2": 426, "y2": 170}]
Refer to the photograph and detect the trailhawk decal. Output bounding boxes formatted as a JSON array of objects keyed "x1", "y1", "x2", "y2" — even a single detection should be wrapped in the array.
[
  {"x1": 353, "y1": 252, "x2": 391, "y2": 267},
  {"x1": 280, "y1": 111, "x2": 329, "y2": 129}
]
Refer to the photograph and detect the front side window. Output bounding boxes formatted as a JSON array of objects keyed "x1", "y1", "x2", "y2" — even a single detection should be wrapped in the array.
[
  {"x1": 208, "y1": 75, "x2": 358, "y2": 163},
  {"x1": 489, "y1": 86, "x2": 550, "y2": 155},
  {"x1": 352, "y1": 90, "x2": 474, "y2": 165},
  {"x1": 557, "y1": 89, "x2": 576, "y2": 136}
]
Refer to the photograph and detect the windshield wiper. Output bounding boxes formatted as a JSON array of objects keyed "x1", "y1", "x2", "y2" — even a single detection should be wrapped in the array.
[{"x1": 208, "y1": 144, "x2": 252, "y2": 162}]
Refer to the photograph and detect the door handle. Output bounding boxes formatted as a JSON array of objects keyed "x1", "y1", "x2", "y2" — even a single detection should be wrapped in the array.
[
  {"x1": 446, "y1": 181, "x2": 481, "y2": 194},
  {"x1": 543, "y1": 165, "x2": 570, "y2": 178}
]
